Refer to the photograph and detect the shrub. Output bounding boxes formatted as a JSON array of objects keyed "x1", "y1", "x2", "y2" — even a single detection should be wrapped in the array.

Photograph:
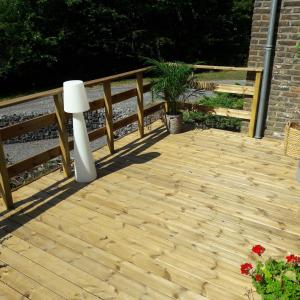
[
  {"x1": 241, "y1": 245, "x2": 300, "y2": 300},
  {"x1": 183, "y1": 92, "x2": 243, "y2": 132},
  {"x1": 198, "y1": 92, "x2": 244, "y2": 109}
]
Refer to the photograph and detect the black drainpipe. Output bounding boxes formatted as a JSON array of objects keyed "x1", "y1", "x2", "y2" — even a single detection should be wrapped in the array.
[{"x1": 254, "y1": 0, "x2": 280, "y2": 139}]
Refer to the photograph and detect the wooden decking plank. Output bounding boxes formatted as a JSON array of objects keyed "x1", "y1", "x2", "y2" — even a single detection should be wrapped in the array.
[
  {"x1": 0, "y1": 280, "x2": 29, "y2": 300},
  {"x1": 92, "y1": 164, "x2": 299, "y2": 239},
  {"x1": 17, "y1": 170, "x2": 300, "y2": 260},
  {"x1": 0, "y1": 229, "x2": 118, "y2": 299},
  {"x1": 0, "y1": 247, "x2": 102, "y2": 300},
  {"x1": 98, "y1": 149, "x2": 299, "y2": 211},
  {"x1": 18, "y1": 170, "x2": 300, "y2": 262},
  {"x1": 99, "y1": 155, "x2": 296, "y2": 225},
  {"x1": 1, "y1": 122, "x2": 299, "y2": 300},
  {"x1": 8, "y1": 185, "x2": 262, "y2": 292},
  {"x1": 158, "y1": 140, "x2": 298, "y2": 188},
  {"x1": 5, "y1": 214, "x2": 211, "y2": 300},
  {"x1": 106, "y1": 144, "x2": 296, "y2": 198},
  {"x1": 6, "y1": 188, "x2": 247, "y2": 299},
  {"x1": 0, "y1": 259, "x2": 64, "y2": 300},
  {"x1": 1, "y1": 208, "x2": 190, "y2": 299}
]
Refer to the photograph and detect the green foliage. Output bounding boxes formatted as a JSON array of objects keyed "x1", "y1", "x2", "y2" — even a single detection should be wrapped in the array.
[
  {"x1": 148, "y1": 59, "x2": 194, "y2": 114},
  {"x1": 252, "y1": 258, "x2": 300, "y2": 300},
  {"x1": 182, "y1": 93, "x2": 243, "y2": 132},
  {"x1": 242, "y1": 247, "x2": 300, "y2": 300},
  {"x1": 0, "y1": 0, "x2": 254, "y2": 96},
  {"x1": 198, "y1": 92, "x2": 244, "y2": 109},
  {"x1": 183, "y1": 111, "x2": 242, "y2": 132}
]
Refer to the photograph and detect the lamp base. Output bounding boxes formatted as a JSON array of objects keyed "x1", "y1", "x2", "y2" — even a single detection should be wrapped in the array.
[{"x1": 73, "y1": 113, "x2": 97, "y2": 183}]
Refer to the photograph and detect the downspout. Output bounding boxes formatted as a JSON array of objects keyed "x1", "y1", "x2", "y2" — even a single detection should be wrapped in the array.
[{"x1": 254, "y1": 0, "x2": 280, "y2": 138}]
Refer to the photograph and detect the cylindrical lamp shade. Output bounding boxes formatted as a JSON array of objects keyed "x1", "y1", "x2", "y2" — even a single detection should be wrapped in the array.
[{"x1": 63, "y1": 80, "x2": 90, "y2": 113}]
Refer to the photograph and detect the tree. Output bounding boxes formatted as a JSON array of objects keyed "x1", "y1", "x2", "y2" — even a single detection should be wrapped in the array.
[{"x1": 0, "y1": 0, "x2": 254, "y2": 95}]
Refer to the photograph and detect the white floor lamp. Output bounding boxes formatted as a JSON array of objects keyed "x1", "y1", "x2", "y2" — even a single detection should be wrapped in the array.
[{"x1": 63, "y1": 80, "x2": 97, "y2": 183}]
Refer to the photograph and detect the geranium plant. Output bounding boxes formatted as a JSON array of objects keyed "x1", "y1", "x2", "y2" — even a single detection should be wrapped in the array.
[{"x1": 241, "y1": 245, "x2": 300, "y2": 300}]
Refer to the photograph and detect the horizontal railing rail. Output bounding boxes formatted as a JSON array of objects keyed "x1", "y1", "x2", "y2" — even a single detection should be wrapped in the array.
[
  {"x1": 180, "y1": 103, "x2": 251, "y2": 120},
  {"x1": 192, "y1": 64, "x2": 263, "y2": 72},
  {"x1": 0, "y1": 65, "x2": 262, "y2": 210}
]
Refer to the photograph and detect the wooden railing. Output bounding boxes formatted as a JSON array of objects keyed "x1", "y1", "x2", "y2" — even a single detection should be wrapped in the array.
[
  {"x1": 187, "y1": 65, "x2": 263, "y2": 138},
  {"x1": 0, "y1": 65, "x2": 263, "y2": 210},
  {"x1": 0, "y1": 68, "x2": 165, "y2": 209}
]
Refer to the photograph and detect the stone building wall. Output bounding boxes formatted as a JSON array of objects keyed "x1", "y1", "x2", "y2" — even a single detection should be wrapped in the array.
[{"x1": 247, "y1": 0, "x2": 300, "y2": 138}]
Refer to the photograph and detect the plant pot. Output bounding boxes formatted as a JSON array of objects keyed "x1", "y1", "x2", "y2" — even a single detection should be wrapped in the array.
[{"x1": 166, "y1": 113, "x2": 183, "y2": 134}]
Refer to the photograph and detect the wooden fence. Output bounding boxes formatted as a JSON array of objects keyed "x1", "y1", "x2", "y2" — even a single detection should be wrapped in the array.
[{"x1": 0, "y1": 65, "x2": 262, "y2": 209}]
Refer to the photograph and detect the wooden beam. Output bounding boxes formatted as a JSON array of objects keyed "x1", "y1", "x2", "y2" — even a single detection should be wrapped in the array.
[
  {"x1": 113, "y1": 114, "x2": 138, "y2": 131},
  {"x1": 89, "y1": 98, "x2": 105, "y2": 111},
  {"x1": 7, "y1": 146, "x2": 61, "y2": 178},
  {"x1": 248, "y1": 71, "x2": 262, "y2": 138},
  {"x1": 0, "y1": 113, "x2": 57, "y2": 141},
  {"x1": 54, "y1": 93, "x2": 72, "y2": 177},
  {"x1": 88, "y1": 127, "x2": 107, "y2": 142},
  {"x1": 136, "y1": 72, "x2": 144, "y2": 138},
  {"x1": 144, "y1": 101, "x2": 165, "y2": 116},
  {"x1": 84, "y1": 67, "x2": 150, "y2": 87},
  {"x1": 89, "y1": 83, "x2": 151, "y2": 112},
  {"x1": 143, "y1": 83, "x2": 151, "y2": 93},
  {"x1": 214, "y1": 84, "x2": 254, "y2": 96},
  {"x1": 181, "y1": 103, "x2": 251, "y2": 120},
  {"x1": 192, "y1": 65, "x2": 263, "y2": 72},
  {"x1": 113, "y1": 102, "x2": 165, "y2": 131},
  {"x1": 0, "y1": 89, "x2": 62, "y2": 109},
  {"x1": 103, "y1": 81, "x2": 114, "y2": 154},
  {"x1": 0, "y1": 136, "x2": 13, "y2": 209},
  {"x1": 112, "y1": 88, "x2": 137, "y2": 105}
]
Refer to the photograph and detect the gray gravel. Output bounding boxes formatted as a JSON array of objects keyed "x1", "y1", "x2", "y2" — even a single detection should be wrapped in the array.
[
  {"x1": 0, "y1": 84, "x2": 154, "y2": 116},
  {"x1": 1, "y1": 80, "x2": 245, "y2": 165},
  {"x1": 1, "y1": 84, "x2": 155, "y2": 164}
]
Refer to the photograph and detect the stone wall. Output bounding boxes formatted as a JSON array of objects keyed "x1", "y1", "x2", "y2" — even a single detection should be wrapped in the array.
[{"x1": 247, "y1": 0, "x2": 300, "y2": 138}]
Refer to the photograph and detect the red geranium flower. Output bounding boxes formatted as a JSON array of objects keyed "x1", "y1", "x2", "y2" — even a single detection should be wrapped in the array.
[
  {"x1": 252, "y1": 245, "x2": 265, "y2": 256},
  {"x1": 286, "y1": 254, "x2": 296, "y2": 262},
  {"x1": 286, "y1": 254, "x2": 300, "y2": 263},
  {"x1": 255, "y1": 274, "x2": 262, "y2": 282},
  {"x1": 240, "y1": 263, "x2": 253, "y2": 275}
]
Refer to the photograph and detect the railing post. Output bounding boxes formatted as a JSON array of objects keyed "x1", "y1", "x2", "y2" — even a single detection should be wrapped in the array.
[
  {"x1": 103, "y1": 81, "x2": 114, "y2": 154},
  {"x1": 136, "y1": 72, "x2": 144, "y2": 138},
  {"x1": 249, "y1": 70, "x2": 262, "y2": 138},
  {"x1": 0, "y1": 135, "x2": 13, "y2": 209},
  {"x1": 54, "y1": 93, "x2": 72, "y2": 177}
]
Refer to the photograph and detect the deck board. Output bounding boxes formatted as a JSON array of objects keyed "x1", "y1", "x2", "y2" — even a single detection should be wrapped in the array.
[{"x1": 1, "y1": 121, "x2": 299, "y2": 300}]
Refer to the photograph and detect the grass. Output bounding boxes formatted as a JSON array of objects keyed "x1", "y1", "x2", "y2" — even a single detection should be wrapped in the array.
[{"x1": 195, "y1": 70, "x2": 246, "y2": 81}]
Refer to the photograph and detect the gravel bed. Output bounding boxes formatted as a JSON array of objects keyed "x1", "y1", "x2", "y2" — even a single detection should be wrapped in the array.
[{"x1": 1, "y1": 80, "x2": 245, "y2": 165}]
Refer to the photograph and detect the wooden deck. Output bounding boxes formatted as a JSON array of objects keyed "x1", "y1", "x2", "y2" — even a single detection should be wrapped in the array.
[{"x1": 1, "y1": 121, "x2": 300, "y2": 300}]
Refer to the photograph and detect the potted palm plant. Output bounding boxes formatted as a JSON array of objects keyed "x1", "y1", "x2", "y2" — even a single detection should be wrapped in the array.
[{"x1": 148, "y1": 59, "x2": 195, "y2": 134}]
